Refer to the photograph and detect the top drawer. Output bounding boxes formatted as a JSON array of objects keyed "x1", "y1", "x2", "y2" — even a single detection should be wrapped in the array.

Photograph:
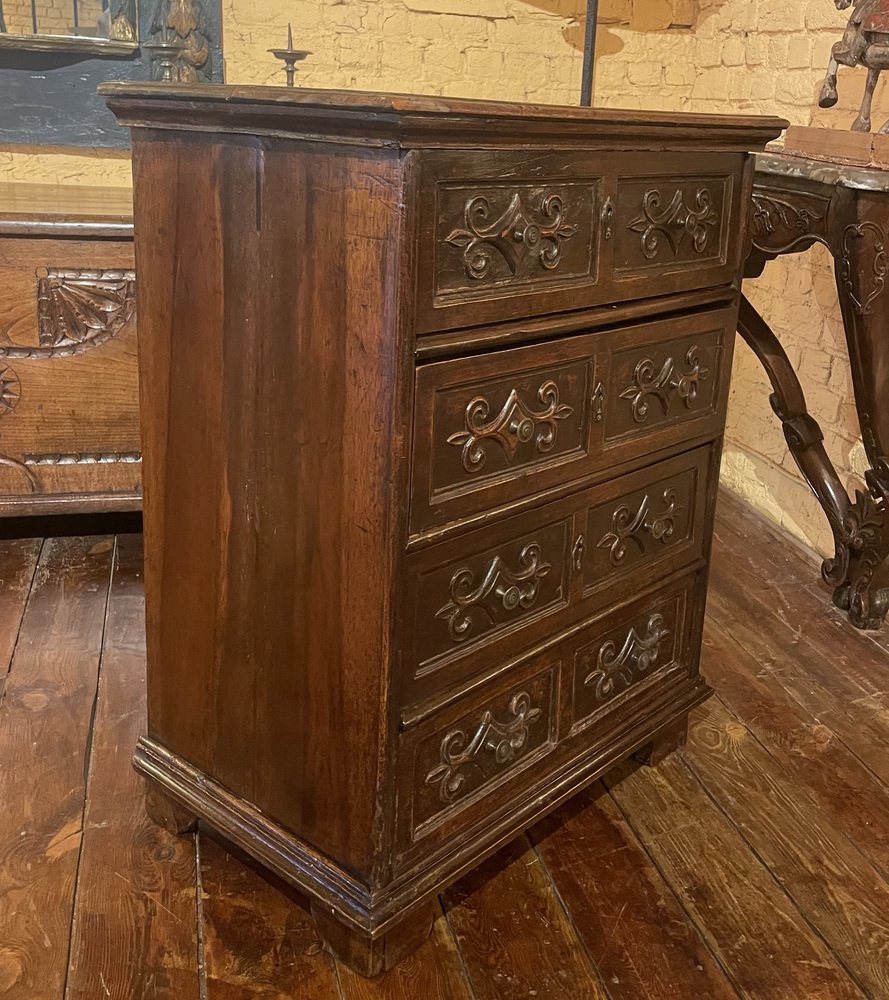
[{"x1": 414, "y1": 149, "x2": 746, "y2": 335}]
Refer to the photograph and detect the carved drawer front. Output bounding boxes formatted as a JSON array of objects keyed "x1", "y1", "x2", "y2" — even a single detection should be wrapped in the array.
[
  {"x1": 583, "y1": 447, "x2": 708, "y2": 600},
  {"x1": 599, "y1": 308, "x2": 731, "y2": 457},
  {"x1": 612, "y1": 173, "x2": 733, "y2": 286},
  {"x1": 407, "y1": 515, "x2": 572, "y2": 681},
  {"x1": 570, "y1": 577, "x2": 693, "y2": 733},
  {"x1": 397, "y1": 657, "x2": 560, "y2": 852},
  {"x1": 412, "y1": 335, "x2": 596, "y2": 535}
]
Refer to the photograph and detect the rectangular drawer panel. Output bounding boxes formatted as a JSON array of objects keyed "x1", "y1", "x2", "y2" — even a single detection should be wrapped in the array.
[
  {"x1": 414, "y1": 150, "x2": 745, "y2": 335},
  {"x1": 395, "y1": 570, "x2": 703, "y2": 865},
  {"x1": 403, "y1": 446, "x2": 711, "y2": 701},
  {"x1": 411, "y1": 307, "x2": 732, "y2": 536}
]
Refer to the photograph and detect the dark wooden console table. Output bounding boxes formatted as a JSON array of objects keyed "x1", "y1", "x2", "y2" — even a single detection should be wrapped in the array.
[{"x1": 742, "y1": 151, "x2": 889, "y2": 630}]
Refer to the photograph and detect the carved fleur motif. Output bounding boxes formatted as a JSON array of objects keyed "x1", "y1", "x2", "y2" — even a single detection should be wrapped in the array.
[
  {"x1": 629, "y1": 187, "x2": 719, "y2": 260},
  {"x1": 620, "y1": 347, "x2": 710, "y2": 425},
  {"x1": 425, "y1": 691, "x2": 542, "y2": 803},
  {"x1": 840, "y1": 222, "x2": 888, "y2": 316},
  {"x1": 446, "y1": 192, "x2": 578, "y2": 281},
  {"x1": 436, "y1": 543, "x2": 551, "y2": 643},
  {"x1": 0, "y1": 365, "x2": 21, "y2": 416},
  {"x1": 597, "y1": 488, "x2": 682, "y2": 567},
  {"x1": 448, "y1": 380, "x2": 574, "y2": 474},
  {"x1": 583, "y1": 613, "x2": 671, "y2": 703}
]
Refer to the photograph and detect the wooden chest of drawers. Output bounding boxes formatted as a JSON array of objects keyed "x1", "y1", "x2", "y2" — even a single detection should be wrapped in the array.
[
  {"x1": 0, "y1": 183, "x2": 141, "y2": 517},
  {"x1": 103, "y1": 84, "x2": 785, "y2": 976}
]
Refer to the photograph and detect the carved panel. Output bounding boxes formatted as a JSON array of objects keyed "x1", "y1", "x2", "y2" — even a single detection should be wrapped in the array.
[
  {"x1": 572, "y1": 590, "x2": 686, "y2": 728},
  {"x1": 840, "y1": 221, "x2": 888, "y2": 316},
  {"x1": 614, "y1": 176, "x2": 729, "y2": 274},
  {"x1": 585, "y1": 465, "x2": 698, "y2": 590},
  {"x1": 435, "y1": 181, "x2": 598, "y2": 299},
  {"x1": 749, "y1": 187, "x2": 831, "y2": 254},
  {"x1": 410, "y1": 667, "x2": 558, "y2": 835},
  {"x1": 603, "y1": 329, "x2": 724, "y2": 442},
  {"x1": 426, "y1": 359, "x2": 592, "y2": 502},
  {"x1": 413, "y1": 518, "x2": 571, "y2": 673}
]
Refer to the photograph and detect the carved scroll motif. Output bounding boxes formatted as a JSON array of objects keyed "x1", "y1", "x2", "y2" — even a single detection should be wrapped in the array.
[
  {"x1": 582, "y1": 614, "x2": 671, "y2": 703},
  {"x1": 448, "y1": 380, "x2": 574, "y2": 474},
  {"x1": 751, "y1": 193, "x2": 825, "y2": 240},
  {"x1": 436, "y1": 543, "x2": 551, "y2": 643},
  {"x1": 446, "y1": 192, "x2": 578, "y2": 281},
  {"x1": 628, "y1": 187, "x2": 719, "y2": 260},
  {"x1": 620, "y1": 347, "x2": 710, "y2": 425},
  {"x1": 841, "y1": 222, "x2": 888, "y2": 316},
  {"x1": 597, "y1": 488, "x2": 682, "y2": 567},
  {"x1": 425, "y1": 691, "x2": 542, "y2": 803}
]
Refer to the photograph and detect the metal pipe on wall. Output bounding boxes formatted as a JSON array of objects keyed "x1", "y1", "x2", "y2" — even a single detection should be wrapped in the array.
[{"x1": 580, "y1": 0, "x2": 598, "y2": 106}]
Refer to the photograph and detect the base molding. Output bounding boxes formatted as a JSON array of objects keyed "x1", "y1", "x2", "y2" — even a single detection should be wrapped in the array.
[{"x1": 135, "y1": 680, "x2": 709, "y2": 939}]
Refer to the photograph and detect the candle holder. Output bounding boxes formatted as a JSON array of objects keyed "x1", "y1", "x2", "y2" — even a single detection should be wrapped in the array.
[
  {"x1": 144, "y1": 39, "x2": 186, "y2": 83},
  {"x1": 269, "y1": 23, "x2": 311, "y2": 88}
]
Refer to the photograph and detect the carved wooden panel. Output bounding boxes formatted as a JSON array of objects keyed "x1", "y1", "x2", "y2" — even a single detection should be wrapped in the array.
[
  {"x1": 613, "y1": 175, "x2": 730, "y2": 275},
  {"x1": 410, "y1": 517, "x2": 571, "y2": 676},
  {"x1": 434, "y1": 181, "x2": 598, "y2": 300},
  {"x1": 571, "y1": 585, "x2": 688, "y2": 731},
  {"x1": 584, "y1": 458, "x2": 702, "y2": 594},
  {"x1": 603, "y1": 327, "x2": 724, "y2": 442},
  {"x1": 406, "y1": 664, "x2": 558, "y2": 840},
  {"x1": 0, "y1": 228, "x2": 141, "y2": 514}
]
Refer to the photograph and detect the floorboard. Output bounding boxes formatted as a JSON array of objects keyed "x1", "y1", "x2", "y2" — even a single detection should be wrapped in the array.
[
  {"x1": 3, "y1": 491, "x2": 889, "y2": 999},
  {"x1": 0, "y1": 537, "x2": 114, "y2": 999}
]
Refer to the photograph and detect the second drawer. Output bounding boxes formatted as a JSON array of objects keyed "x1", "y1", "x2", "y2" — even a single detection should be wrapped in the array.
[
  {"x1": 400, "y1": 444, "x2": 711, "y2": 705},
  {"x1": 411, "y1": 305, "x2": 734, "y2": 535}
]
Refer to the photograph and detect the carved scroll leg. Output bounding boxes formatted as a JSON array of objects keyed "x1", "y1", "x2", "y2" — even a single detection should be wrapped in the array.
[
  {"x1": 633, "y1": 717, "x2": 688, "y2": 767},
  {"x1": 737, "y1": 296, "x2": 854, "y2": 589},
  {"x1": 311, "y1": 900, "x2": 435, "y2": 977}
]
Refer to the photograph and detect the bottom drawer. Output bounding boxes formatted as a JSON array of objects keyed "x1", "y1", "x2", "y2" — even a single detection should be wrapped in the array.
[{"x1": 394, "y1": 569, "x2": 705, "y2": 867}]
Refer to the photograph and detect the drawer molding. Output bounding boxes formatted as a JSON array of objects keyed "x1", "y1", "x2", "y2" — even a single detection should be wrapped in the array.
[
  {"x1": 582, "y1": 611, "x2": 671, "y2": 703},
  {"x1": 620, "y1": 346, "x2": 710, "y2": 425},
  {"x1": 436, "y1": 541, "x2": 552, "y2": 642},
  {"x1": 447, "y1": 379, "x2": 574, "y2": 473},
  {"x1": 446, "y1": 191, "x2": 579, "y2": 282},
  {"x1": 596, "y1": 486, "x2": 682, "y2": 566},
  {"x1": 425, "y1": 689, "x2": 543, "y2": 804},
  {"x1": 627, "y1": 186, "x2": 720, "y2": 262}
]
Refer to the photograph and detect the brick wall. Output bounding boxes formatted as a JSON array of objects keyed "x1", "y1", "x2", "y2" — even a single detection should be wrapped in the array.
[
  {"x1": 3, "y1": 0, "x2": 104, "y2": 37},
  {"x1": 0, "y1": 0, "x2": 878, "y2": 556}
]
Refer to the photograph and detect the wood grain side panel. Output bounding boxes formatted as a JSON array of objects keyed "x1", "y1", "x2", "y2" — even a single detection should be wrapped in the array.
[{"x1": 131, "y1": 132, "x2": 407, "y2": 879}]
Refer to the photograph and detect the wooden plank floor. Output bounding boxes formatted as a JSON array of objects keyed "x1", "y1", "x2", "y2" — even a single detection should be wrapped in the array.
[{"x1": 3, "y1": 491, "x2": 889, "y2": 1000}]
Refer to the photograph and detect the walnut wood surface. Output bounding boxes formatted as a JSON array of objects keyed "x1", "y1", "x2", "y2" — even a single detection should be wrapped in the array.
[
  {"x1": 4, "y1": 495, "x2": 889, "y2": 997},
  {"x1": 107, "y1": 88, "x2": 783, "y2": 975}
]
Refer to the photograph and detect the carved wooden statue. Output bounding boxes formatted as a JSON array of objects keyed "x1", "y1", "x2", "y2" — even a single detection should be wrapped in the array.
[{"x1": 820, "y1": 0, "x2": 889, "y2": 132}]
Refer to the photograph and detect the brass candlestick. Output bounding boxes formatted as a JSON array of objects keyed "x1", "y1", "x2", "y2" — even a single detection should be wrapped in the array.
[
  {"x1": 144, "y1": 39, "x2": 186, "y2": 83},
  {"x1": 269, "y1": 23, "x2": 311, "y2": 88}
]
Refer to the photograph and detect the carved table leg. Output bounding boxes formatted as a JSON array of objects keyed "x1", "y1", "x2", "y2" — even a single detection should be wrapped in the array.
[
  {"x1": 737, "y1": 295, "x2": 889, "y2": 629},
  {"x1": 310, "y1": 899, "x2": 435, "y2": 977},
  {"x1": 144, "y1": 784, "x2": 199, "y2": 835},
  {"x1": 633, "y1": 717, "x2": 688, "y2": 767}
]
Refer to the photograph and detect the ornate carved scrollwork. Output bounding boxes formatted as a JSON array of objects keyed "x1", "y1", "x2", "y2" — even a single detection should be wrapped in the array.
[
  {"x1": 446, "y1": 192, "x2": 578, "y2": 280},
  {"x1": 582, "y1": 613, "x2": 671, "y2": 703},
  {"x1": 436, "y1": 543, "x2": 551, "y2": 643},
  {"x1": 0, "y1": 269, "x2": 136, "y2": 361},
  {"x1": 840, "y1": 222, "x2": 888, "y2": 316},
  {"x1": 751, "y1": 194, "x2": 825, "y2": 239},
  {"x1": 597, "y1": 488, "x2": 682, "y2": 567},
  {"x1": 628, "y1": 188, "x2": 719, "y2": 260},
  {"x1": 620, "y1": 347, "x2": 710, "y2": 425},
  {"x1": 425, "y1": 691, "x2": 542, "y2": 803},
  {"x1": 447, "y1": 380, "x2": 574, "y2": 474}
]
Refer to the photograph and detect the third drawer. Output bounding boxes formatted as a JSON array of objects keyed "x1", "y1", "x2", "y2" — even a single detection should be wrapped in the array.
[
  {"x1": 410, "y1": 305, "x2": 734, "y2": 536},
  {"x1": 399, "y1": 444, "x2": 712, "y2": 707}
]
